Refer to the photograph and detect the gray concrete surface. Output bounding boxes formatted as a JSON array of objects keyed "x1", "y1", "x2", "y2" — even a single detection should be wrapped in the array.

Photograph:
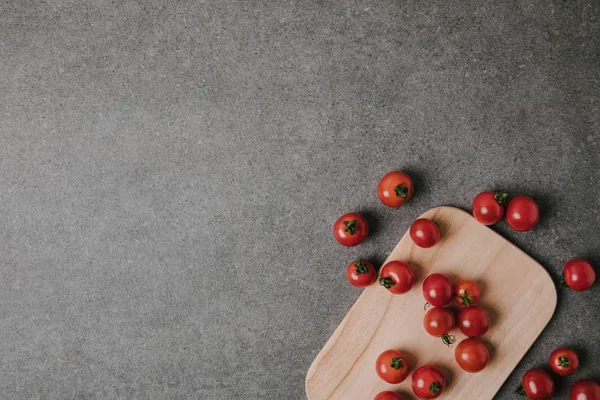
[{"x1": 1, "y1": 0, "x2": 599, "y2": 399}]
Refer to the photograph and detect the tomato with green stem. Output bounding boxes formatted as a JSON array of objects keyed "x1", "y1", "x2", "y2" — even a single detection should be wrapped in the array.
[
  {"x1": 453, "y1": 279, "x2": 481, "y2": 307},
  {"x1": 379, "y1": 261, "x2": 415, "y2": 294},
  {"x1": 472, "y1": 191, "x2": 508, "y2": 225},
  {"x1": 570, "y1": 379, "x2": 600, "y2": 400},
  {"x1": 549, "y1": 348, "x2": 579, "y2": 377},
  {"x1": 422, "y1": 273, "x2": 453, "y2": 307},
  {"x1": 457, "y1": 306, "x2": 490, "y2": 337},
  {"x1": 412, "y1": 365, "x2": 445, "y2": 399},
  {"x1": 455, "y1": 338, "x2": 489, "y2": 373},
  {"x1": 346, "y1": 259, "x2": 376, "y2": 288},
  {"x1": 333, "y1": 213, "x2": 368, "y2": 247},
  {"x1": 376, "y1": 350, "x2": 410, "y2": 384},
  {"x1": 377, "y1": 171, "x2": 414, "y2": 208},
  {"x1": 423, "y1": 307, "x2": 456, "y2": 346},
  {"x1": 563, "y1": 259, "x2": 596, "y2": 292},
  {"x1": 518, "y1": 369, "x2": 554, "y2": 400},
  {"x1": 410, "y1": 218, "x2": 440, "y2": 248}
]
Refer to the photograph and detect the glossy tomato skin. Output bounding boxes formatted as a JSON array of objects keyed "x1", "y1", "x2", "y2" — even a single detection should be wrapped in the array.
[
  {"x1": 423, "y1": 307, "x2": 456, "y2": 346},
  {"x1": 410, "y1": 219, "x2": 440, "y2": 248},
  {"x1": 374, "y1": 391, "x2": 402, "y2": 400},
  {"x1": 522, "y1": 369, "x2": 555, "y2": 400},
  {"x1": 457, "y1": 306, "x2": 490, "y2": 337},
  {"x1": 422, "y1": 273, "x2": 453, "y2": 307},
  {"x1": 506, "y1": 196, "x2": 540, "y2": 232},
  {"x1": 453, "y1": 279, "x2": 481, "y2": 307},
  {"x1": 455, "y1": 338, "x2": 489, "y2": 373},
  {"x1": 564, "y1": 259, "x2": 596, "y2": 292},
  {"x1": 472, "y1": 191, "x2": 507, "y2": 225},
  {"x1": 549, "y1": 348, "x2": 579, "y2": 377},
  {"x1": 379, "y1": 261, "x2": 415, "y2": 294},
  {"x1": 333, "y1": 213, "x2": 369, "y2": 247},
  {"x1": 346, "y1": 260, "x2": 377, "y2": 288},
  {"x1": 377, "y1": 171, "x2": 414, "y2": 208},
  {"x1": 411, "y1": 365, "x2": 445, "y2": 399},
  {"x1": 570, "y1": 379, "x2": 600, "y2": 400},
  {"x1": 376, "y1": 350, "x2": 410, "y2": 384}
]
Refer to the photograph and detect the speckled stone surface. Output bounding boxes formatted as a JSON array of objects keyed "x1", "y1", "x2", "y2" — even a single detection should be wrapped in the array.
[{"x1": 1, "y1": 1, "x2": 599, "y2": 399}]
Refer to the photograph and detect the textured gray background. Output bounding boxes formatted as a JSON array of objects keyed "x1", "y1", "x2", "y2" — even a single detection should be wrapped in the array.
[{"x1": 1, "y1": 0, "x2": 599, "y2": 399}]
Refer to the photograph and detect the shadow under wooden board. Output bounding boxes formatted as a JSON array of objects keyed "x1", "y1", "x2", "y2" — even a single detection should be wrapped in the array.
[{"x1": 306, "y1": 206, "x2": 557, "y2": 400}]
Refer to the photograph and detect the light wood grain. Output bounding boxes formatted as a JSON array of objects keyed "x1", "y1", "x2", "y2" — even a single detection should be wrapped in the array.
[{"x1": 306, "y1": 207, "x2": 557, "y2": 400}]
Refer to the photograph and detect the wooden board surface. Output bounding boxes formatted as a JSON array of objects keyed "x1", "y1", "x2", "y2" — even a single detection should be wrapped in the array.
[{"x1": 306, "y1": 207, "x2": 557, "y2": 400}]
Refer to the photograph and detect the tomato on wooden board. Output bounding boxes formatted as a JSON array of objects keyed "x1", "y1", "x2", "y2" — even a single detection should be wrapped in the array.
[
  {"x1": 375, "y1": 350, "x2": 410, "y2": 384},
  {"x1": 423, "y1": 307, "x2": 456, "y2": 346},
  {"x1": 410, "y1": 218, "x2": 440, "y2": 248},
  {"x1": 457, "y1": 306, "x2": 490, "y2": 337},
  {"x1": 346, "y1": 259, "x2": 376, "y2": 288},
  {"x1": 519, "y1": 369, "x2": 555, "y2": 400},
  {"x1": 422, "y1": 273, "x2": 453, "y2": 307},
  {"x1": 453, "y1": 279, "x2": 481, "y2": 307},
  {"x1": 549, "y1": 348, "x2": 579, "y2": 377},
  {"x1": 377, "y1": 171, "x2": 414, "y2": 208},
  {"x1": 570, "y1": 379, "x2": 600, "y2": 400},
  {"x1": 472, "y1": 191, "x2": 508, "y2": 225},
  {"x1": 505, "y1": 195, "x2": 540, "y2": 232},
  {"x1": 379, "y1": 261, "x2": 415, "y2": 294},
  {"x1": 411, "y1": 365, "x2": 445, "y2": 399},
  {"x1": 374, "y1": 391, "x2": 402, "y2": 400},
  {"x1": 563, "y1": 258, "x2": 596, "y2": 292},
  {"x1": 455, "y1": 338, "x2": 489, "y2": 373},
  {"x1": 333, "y1": 213, "x2": 368, "y2": 247}
]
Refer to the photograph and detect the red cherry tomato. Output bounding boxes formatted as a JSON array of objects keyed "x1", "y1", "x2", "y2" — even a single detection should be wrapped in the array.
[
  {"x1": 570, "y1": 379, "x2": 600, "y2": 400},
  {"x1": 333, "y1": 213, "x2": 369, "y2": 247},
  {"x1": 423, "y1": 307, "x2": 456, "y2": 346},
  {"x1": 521, "y1": 369, "x2": 555, "y2": 400},
  {"x1": 374, "y1": 391, "x2": 402, "y2": 400},
  {"x1": 472, "y1": 191, "x2": 508, "y2": 225},
  {"x1": 346, "y1": 260, "x2": 377, "y2": 288},
  {"x1": 453, "y1": 279, "x2": 481, "y2": 307},
  {"x1": 505, "y1": 196, "x2": 539, "y2": 232},
  {"x1": 379, "y1": 261, "x2": 415, "y2": 294},
  {"x1": 455, "y1": 338, "x2": 489, "y2": 373},
  {"x1": 377, "y1": 171, "x2": 414, "y2": 208},
  {"x1": 375, "y1": 350, "x2": 410, "y2": 384},
  {"x1": 410, "y1": 218, "x2": 440, "y2": 248},
  {"x1": 563, "y1": 258, "x2": 596, "y2": 292},
  {"x1": 411, "y1": 365, "x2": 445, "y2": 399},
  {"x1": 422, "y1": 273, "x2": 453, "y2": 307},
  {"x1": 457, "y1": 306, "x2": 490, "y2": 337},
  {"x1": 549, "y1": 347, "x2": 579, "y2": 377}
]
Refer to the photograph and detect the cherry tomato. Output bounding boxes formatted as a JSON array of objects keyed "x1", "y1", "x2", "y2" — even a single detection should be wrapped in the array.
[
  {"x1": 520, "y1": 369, "x2": 555, "y2": 400},
  {"x1": 472, "y1": 191, "x2": 508, "y2": 225},
  {"x1": 375, "y1": 349, "x2": 410, "y2": 384},
  {"x1": 411, "y1": 365, "x2": 445, "y2": 399},
  {"x1": 570, "y1": 379, "x2": 600, "y2": 400},
  {"x1": 563, "y1": 259, "x2": 596, "y2": 292},
  {"x1": 410, "y1": 219, "x2": 440, "y2": 248},
  {"x1": 505, "y1": 195, "x2": 539, "y2": 232},
  {"x1": 377, "y1": 171, "x2": 414, "y2": 208},
  {"x1": 422, "y1": 273, "x2": 453, "y2": 307},
  {"x1": 457, "y1": 306, "x2": 490, "y2": 337},
  {"x1": 346, "y1": 259, "x2": 377, "y2": 288},
  {"x1": 453, "y1": 279, "x2": 481, "y2": 307},
  {"x1": 455, "y1": 338, "x2": 489, "y2": 373},
  {"x1": 549, "y1": 347, "x2": 579, "y2": 377},
  {"x1": 379, "y1": 261, "x2": 415, "y2": 294},
  {"x1": 333, "y1": 213, "x2": 369, "y2": 247},
  {"x1": 423, "y1": 307, "x2": 456, "y2": 346},
  {"x1": 374, "y1": 392, "x2": 402, "y2": 400}
]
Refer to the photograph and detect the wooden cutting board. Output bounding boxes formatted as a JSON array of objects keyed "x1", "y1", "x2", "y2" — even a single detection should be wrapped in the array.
[{"x1": 306, "y1": 206, "x2": 557, "y2": 400}]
